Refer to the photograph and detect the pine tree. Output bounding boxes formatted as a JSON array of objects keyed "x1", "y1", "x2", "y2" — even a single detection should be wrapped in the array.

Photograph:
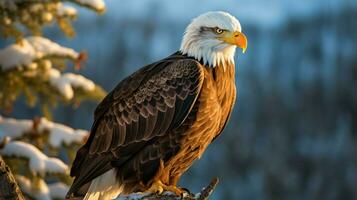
[{"x1": 0, "y1": 0, "x2": 106, "y2": 199}]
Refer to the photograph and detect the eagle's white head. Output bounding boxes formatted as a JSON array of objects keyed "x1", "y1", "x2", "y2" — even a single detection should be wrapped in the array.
[{"x1": 180, "y1": 11, "x2": 247, "y2": 68}]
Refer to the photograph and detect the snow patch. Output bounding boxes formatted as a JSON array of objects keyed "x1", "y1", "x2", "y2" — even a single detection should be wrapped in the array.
[
  {"x1": 48, "y1": 68, "x2": 95, "y2": 99},
  {"x1": 0, "y1": 141, "x2": 68, "y2": 175},
  {"x1": 75, "y1": 0, "x2": 105, "y2": 11},
  {"x1": 0, "y1": 116, "x2": 88, "y2": 147},
  {"x1": 39, "y1": 118, "x2": 88, "y2": 147},
  {"x1": 0, "y1": 117, "x2": 32, "y2": 139},
  {"x1": 57, "y1": 3, "x2": 77, "y2": 16},
  {"x1": 115, "y1": 191, "x2": 183, "y2": 200},
  {"x1": 26, "y1": 36, "x2": 78, "y2": 59},
  {"x1": 0, "y1": 36, "x2": 78, "y2": 70},
  {"x1": 17, "y1": 175, "x2": 69, "y2": 200},
  {"x1": 16, "y1": 175, "x2": 51, "y2": 200},
  {"x1": 115, "y1": 192, "x2": 152, "y2": 200},
  {"x1": 48, "y1": 182, "x2": 69, "y2": 199}
]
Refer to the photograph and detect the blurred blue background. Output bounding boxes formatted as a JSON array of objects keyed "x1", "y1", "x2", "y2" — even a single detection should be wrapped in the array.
[{"x1": 9, "y1": 0, "x2": 357, "y2": 199}]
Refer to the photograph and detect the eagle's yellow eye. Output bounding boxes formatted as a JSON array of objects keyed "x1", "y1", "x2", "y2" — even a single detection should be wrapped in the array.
[{"x1": 214, "y1": 27, "x2": 224, "y2": 34}]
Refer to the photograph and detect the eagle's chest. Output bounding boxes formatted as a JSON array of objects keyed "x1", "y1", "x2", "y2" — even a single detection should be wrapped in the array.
[
  {"x1": 185, "y1": 64, "x2": 236, "y2": 153},
  {"x1": 166, "y1": 64, "x2": 236, "y2": 177}
]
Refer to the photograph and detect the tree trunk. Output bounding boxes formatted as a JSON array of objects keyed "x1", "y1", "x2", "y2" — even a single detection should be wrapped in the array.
[{"x1": 0, "y1": 156, "x2": 25, "y2": 200}]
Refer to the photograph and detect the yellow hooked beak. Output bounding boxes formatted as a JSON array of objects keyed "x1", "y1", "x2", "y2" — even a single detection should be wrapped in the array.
[{"x1": 220, "y1": 31, "x2": 248, "y2": 53}]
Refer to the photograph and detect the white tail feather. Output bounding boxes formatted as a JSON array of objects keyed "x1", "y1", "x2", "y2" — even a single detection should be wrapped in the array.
[{"x1": 84, "y1": 169, "x2": 123, "y2": 200}]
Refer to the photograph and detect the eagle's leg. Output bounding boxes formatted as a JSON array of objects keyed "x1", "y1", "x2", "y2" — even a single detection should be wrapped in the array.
[{"x1": 169, "y1": 174, "x2": 181, "y2": 186}]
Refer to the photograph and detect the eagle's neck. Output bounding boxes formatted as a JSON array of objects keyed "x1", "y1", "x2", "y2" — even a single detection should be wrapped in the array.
[
  {"x1": 179, "y1": 39, "x2": 236, "y2": 69},
  {"x1": 211, "y1": 60, "x2": 236, "y2": 109},
  {"x1": 211, "y1": 61, "x2": 235, "y2": 85}
]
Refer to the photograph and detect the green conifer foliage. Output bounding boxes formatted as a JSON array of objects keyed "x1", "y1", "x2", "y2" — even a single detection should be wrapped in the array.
[{"x1": 0, "y1": 0, "x2": 106, "y2": 199}]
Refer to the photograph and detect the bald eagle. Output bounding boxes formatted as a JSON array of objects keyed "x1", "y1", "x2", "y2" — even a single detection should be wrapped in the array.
[{"x1": 67, "y1": 11, "x2": 247, "y2": 199}]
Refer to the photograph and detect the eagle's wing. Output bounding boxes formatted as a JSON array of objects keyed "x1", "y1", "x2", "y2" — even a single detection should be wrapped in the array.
[{"x1": 68, "y1": 56, "x2": 204, "y2": 196}]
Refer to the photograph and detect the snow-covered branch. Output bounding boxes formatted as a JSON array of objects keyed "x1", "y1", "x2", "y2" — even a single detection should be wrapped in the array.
[
  {"x1": 116, "y1": 178, "x2": 219, "y2": 200},
  {"x1": 57, "y1": 3, "x2": 78, "y2": 17},
  {"x1": 48, "y1": 68, "x2": 96, "y2": 100},
  {"x1": 72, "y1": 0, "x2": 106, "y2": 12},
  {"x1": 0, "y1": 116, "x2": 88, "y2": 148},
  {"x1": 16, "y1": 175, "x2": 69, "y2": 200},
  {"x1": 0, "y1": 36, "x2": 105, "y2": 106},
  {"x1": 0, "y1": 36, "x2": 78, "y2": 71},
  {"x1": 0, "y1": 116, "x2": 89, "y2": 199},
  {"x1": 0, "y1": 141, "x2": 68, "y2": 176}
]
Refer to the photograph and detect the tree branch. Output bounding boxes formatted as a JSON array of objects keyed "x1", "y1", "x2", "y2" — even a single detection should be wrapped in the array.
[
  {"x1": 116, "y1": 178, "x2": 219, "y2": 200},
  {"x1": 0, "y1": 156, "x2": 25, "y2": 200}
]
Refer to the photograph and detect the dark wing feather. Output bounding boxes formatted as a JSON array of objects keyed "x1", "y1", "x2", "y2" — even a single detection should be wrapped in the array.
[{"x1": 67, "y1": 53, "x2": 204, "y2": 197}]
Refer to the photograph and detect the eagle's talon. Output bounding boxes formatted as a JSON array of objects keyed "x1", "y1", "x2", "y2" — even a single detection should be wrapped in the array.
[
  {"x1": 146, "y1": 181, "x2": 164, "y2": 194},
  {"x1": 147, "y1": 181, "x2": 188, "y2": 196},
  {"x1": 162, "y1": 185, "x2": 186, "y2": 196}
]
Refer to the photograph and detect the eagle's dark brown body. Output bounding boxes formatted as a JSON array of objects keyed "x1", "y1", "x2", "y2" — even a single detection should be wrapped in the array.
[{"x1": 67, "y1": 52, "x2": 236, "y2": 198}]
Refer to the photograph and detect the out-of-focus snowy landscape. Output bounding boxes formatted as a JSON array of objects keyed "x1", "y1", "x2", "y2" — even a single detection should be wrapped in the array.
[{"x1": 1, "y1": 0, "x2": 357, "y2": 199}]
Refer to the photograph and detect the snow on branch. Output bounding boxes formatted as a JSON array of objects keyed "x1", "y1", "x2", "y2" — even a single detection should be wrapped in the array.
[
  {"x1": 0, "y1": 116, "x2": 88, "y2": 148},
  {"x1": 16, "y1": 175, "x2": 69, "y2": 200},
  {"x1": 0, "y1": 116, "x2": 31, "y2": 140},
  {"x1": 116, "y1": 178, "x2": 219, "y2": 200},
  {"x1": 57, "y1": 3, "x2": 78, "y2": 17},
  {"x1": 0, "y1": 36, "x2": 78, "y2": 71},
  {"x1": 73, "y1": 0, "x2": 106, "y2": 12},
  {"x1": 40, "y1": 117, "x2": 88, "y2": 147},
  {"x1": 48, "y1": 182, "x2": 69, "y2": 200},
  {"x1": 0, "y1": 141, "x2": 68, "y2": 176},
  {"x1": 0, "y1": 36, "x2": 97, "y2": 100},
  {"x1": 48, "y1": 68, "x2": 96, "y2": 100},
  {"x1": 16, "y1": 175, "x2": 50, "y2": 200}
]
